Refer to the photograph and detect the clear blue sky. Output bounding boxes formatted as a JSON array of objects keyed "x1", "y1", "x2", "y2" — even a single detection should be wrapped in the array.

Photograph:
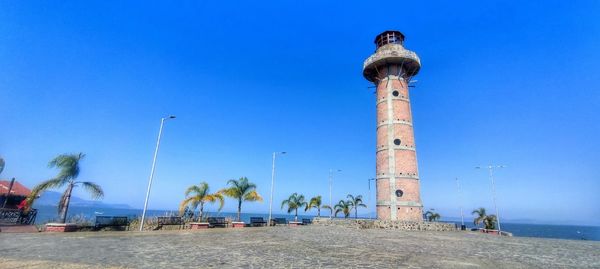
[{"x1": 1, "y1": 1, "x2": 598, "y2": 225}]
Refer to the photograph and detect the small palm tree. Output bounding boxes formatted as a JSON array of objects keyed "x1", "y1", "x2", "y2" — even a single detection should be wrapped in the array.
[
  {"x1": 424, "y1": 209, "x2": 441, "y2": 222},
  {"x1": 483, "y1": 214, "x2": 498, "y2": 230},
  {"x1": 179, "y1": 182, "x2": 224, "y2": 221},
  {"x1": 472, "y1": 207, "x2": 487, "y2": 228},
  {"x1": 334, "y1": 200, "x2": 351, "y2": 218},
  {"x1": 220, "y1": 177, "x2": 262, "y2": 221},
  {"x1": 281, "y1": 193, "x2": 307, "y2": 221},
  {"x1": 29, "y1": 153, "x2": 103, "y2": 223},
  {"x1": 305, "y1": 195, "x2": 323, "y2": 217},
  {"x1": 347, "y1": 194, "x2": 367, "y2": 219}
]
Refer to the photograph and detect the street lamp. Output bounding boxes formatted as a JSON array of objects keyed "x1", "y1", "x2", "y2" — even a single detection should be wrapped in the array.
[
  {"x1": 476, "y1": 165, "x2": 506, "y2": 234},
  {"x1": 368, "y1": 178, "x2": 375, "y2": 219},
  {"x1": 268, "y1": 151, "x2": 286, "y2": 227},
  {"x1": 329, "y1": 169, "x2": 341, "y2": 219},
  {"x1": 140, "y1": 115, "x2": 176, "y2": 231}
]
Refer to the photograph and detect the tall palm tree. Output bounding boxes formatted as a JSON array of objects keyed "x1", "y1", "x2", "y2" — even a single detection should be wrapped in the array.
[
  {"x1": 29, "y1": 153, "x2": 103, "y2": 223},
  {"x1": 424, "y1": 209, "x2": 441, "y2": 222},
  {"x1": 472, "y1": 207, "x2": 489, "y2": 228},
  {"x1": 305, "y1": 195, "x2": 323, "y2": 217},
  {"x1": 179, "y1": 182, "x2": 224, "y2": 221},
  {"x1": 220, "y1": 177, "x2": 262, "y2": 221},
  {"x1": 281, "y1": 193, "x2": 307, "y2": 221},
  {"x1": 334, "y1": 200, "x2": 351, "y2": 218},
  {"x1": 347, "y1": 194, "x2": 367, "y2": 219}
]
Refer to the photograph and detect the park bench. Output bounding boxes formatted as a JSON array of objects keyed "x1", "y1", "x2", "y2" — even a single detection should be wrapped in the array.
[
  {"x1": 156, "y1": 216, "x2": 184, "y2": 230},
  {"x1": 302, "y1": 218, "x2": 312, "y2": 225},
  {"x1": 94, "y1": 216, "x2": 129, "y2": 231},
  {"x1": 207, "y1": 217, "x2": 228, "y2": 228},
  {"x1": 250, "y1": 217, "x2": 267, "y2": 227},
  {"x1": 272, "y1": 218, "x2": 287, "y2": 226}
]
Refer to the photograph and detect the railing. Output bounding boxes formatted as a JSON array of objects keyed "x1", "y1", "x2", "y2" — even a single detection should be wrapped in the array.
[{"x1": 0, "y1": 208, "x2": 37, "y2": 225}]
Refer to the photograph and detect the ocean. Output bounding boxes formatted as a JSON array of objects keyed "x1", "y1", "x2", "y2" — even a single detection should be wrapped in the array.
[{"x1": 34, "y1": 205, "x2": 600, "y2": 241}]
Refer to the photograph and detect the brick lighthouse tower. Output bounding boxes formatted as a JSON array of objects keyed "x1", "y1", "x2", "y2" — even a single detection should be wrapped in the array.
[{"x1": 363, "y1": 30, "x2": 423, "y2": 221}]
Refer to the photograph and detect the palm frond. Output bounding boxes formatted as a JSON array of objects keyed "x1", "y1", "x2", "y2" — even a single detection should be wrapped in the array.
[
  {"x1": 0, "y1": 157, "x2": 5, "y2": 175},
  {"x1": 244, "y1": 190, "x2": 262, "y2": 202},
  {"x1": 31, "y1": 178, "x2": 67, "y2": 195},
  {"x1": 179, "y1": 196, "x2": 199, "y2": 214},
  {"x1": 213, "y1": 192, "x2": 225, "y2": 211},
  {"x1": 80, "y1": 181, "x2": 104, "y2": 199}
]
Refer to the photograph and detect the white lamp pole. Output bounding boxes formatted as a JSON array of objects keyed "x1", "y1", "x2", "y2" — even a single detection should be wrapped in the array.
[
  {"x1": 476, "y1": 165, "x2": 506, "y2": 234},
  {"x1": 140, "y1": 115, "x2": 175, "y2": 231},
  {"x1": 329, "y1": 169, "x2": 341, "y2": 219},
  {"x1": 455, "y1": 177, "x2": 465, "y2": 229},
  {"x1": 268, "y1": 151, "x2": 286, "y2": 227}
]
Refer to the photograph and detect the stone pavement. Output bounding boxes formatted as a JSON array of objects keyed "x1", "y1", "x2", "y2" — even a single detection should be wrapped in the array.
[{"x1": 0, "y1": 226, "x2": 598, "y2": 268}]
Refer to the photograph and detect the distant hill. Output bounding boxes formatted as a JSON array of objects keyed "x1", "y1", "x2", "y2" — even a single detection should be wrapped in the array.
[{"x1": 34, "y1": 191, "x2": 132, "y2": 209}]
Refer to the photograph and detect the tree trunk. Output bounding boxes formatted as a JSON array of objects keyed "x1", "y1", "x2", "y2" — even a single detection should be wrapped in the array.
[
  {"x1": 199, "y1": 202, "x2": 204, "y2": 222},
  {"x1": 317, "y1": 207, "x2": 320, "y2": 217},
  {"x1": 59, "y1": 184, "x2": 74, "y2": 223},
  {"x1": 355, "y1": 207, "x2": 358, "y2": 219},
  {"x1": 237, "y1": 199, "x2": 242, "y2": 221},
  {"x1": 295, "y1": 208, "x2": 298, "y2": 221}
]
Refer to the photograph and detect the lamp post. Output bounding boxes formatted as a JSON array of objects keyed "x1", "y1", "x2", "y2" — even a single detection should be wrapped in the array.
[
  {"x1": 140, "y1": 115, "x2": 175, "y2": 231},
  {"x1": 329, "y1": 169, "x2": 341, "y2": 219},
  {"x1": 455, "y1": 177, "x2": 465, "y2": 230},
  {"x1": 476, "y1": 165, "x2": 506, "y2": 234},
  {"x1": 368, "y1": 178, "x2": 375, "y2": 219},
  {"x1": 268, "y1": 151, "x2": 286, "y2": 227}
]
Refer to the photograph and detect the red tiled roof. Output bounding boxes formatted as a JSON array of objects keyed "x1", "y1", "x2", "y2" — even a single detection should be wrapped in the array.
[{"x1": 0, "y1": 180, "x2": 32, "y2": 196}]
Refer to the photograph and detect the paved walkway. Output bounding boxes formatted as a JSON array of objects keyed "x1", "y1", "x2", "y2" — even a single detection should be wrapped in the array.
[{"x1": 1, "y1": 226, "x2": 598, "y2": 268}]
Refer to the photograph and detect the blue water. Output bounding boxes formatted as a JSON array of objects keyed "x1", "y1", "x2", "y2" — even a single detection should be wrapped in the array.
[
  {"x1": 447, "y1": 221, "x2": 600, "y2": 241},
  {"x1": 35, "y1": 205, "x2": 600, "y2": 241}
]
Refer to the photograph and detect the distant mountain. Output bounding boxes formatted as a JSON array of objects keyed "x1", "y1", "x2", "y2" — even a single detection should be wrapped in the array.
[{"x1": 34, "y1": 191, "x2": 132, "y2": 209}]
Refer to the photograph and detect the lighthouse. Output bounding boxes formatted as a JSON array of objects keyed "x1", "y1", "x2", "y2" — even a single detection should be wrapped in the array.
[{"x1": 363, "y1": 30, "x2": 423, "y2": 221}]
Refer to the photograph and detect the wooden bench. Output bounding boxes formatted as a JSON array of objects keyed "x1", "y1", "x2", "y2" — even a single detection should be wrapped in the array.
[
  {"x1": 94, "y1": 216, "x2": 129, "y2": 231},
  {"x1": 250, "y1": 217, "x2": 267, "y2": 227},
  {"x1": 207, "y1": 217, "x2": 228, "y2": 228},
  {"x1": 272, "y1": 218, "x2": 287, "y2": 226},
  {"x1": 156, "y1": 216, "x2": 184, "y2": 230}
]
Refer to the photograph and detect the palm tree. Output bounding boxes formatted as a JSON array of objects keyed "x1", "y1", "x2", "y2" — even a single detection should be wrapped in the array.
[
  {"x1": 281, "y1": 193, "x2": 307, "y2": 221},
  {"x1": 483, "y1": 214, "x2": 497, "y2": 230},
  {"x1": 472, "y1": 207, "x2": 487, "y2": 228},
  {"x1": 29, "y1": 153, "x2": 103, "y2": 223},
  {"x1": 179, "y1": 182, "x2": 224, "y2": 221},
  {"x1": 0, "y1": 157, "x2": 5, "y2": 175},
  {"x1": 305, "y1": 195, "x2": 323, "y2": 217},
  {"x1": 321, "y1": 204, "x2": 332, "y2": 217},
  {"x1": 334, "y1": 200, "x2": 351, "y2": 218},
  {"x1": 347, "y1": 194, "x2": 367, "y2": 219},
  {"x1": 220, "y1": 177, "x2": 262, "y2": 221},
  {"x1": 424, "y1": 209, "x2": 441, "y2": 222}
]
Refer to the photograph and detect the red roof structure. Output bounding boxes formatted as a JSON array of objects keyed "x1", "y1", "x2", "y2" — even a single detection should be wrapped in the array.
[{"x1": 0, "y1": 180, "x2": 32, "y2": 197}]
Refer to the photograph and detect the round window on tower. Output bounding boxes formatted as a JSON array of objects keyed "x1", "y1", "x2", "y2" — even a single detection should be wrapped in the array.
[
  {"x1": 395, "y1": 189, "x2": 404, "y2": 197},
  {"x1": 394, "y1": 139, "x2": 401, "y2": 145},
  {"x1": 392, "y1": 90, "x2": 399, "y2": 97}
]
